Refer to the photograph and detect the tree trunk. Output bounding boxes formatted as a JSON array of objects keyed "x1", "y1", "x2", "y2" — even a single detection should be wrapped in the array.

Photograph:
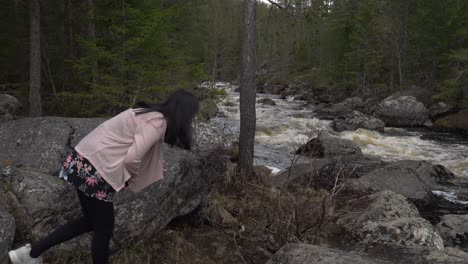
[
  {"x1": 87, "y1": 0, "x2": 98, "y2": 83},
  {"x1": 29, "y1": 0, "x2": 41, "y2": 117},
  {"x1": 238, "y1": 0, "x2": 257, "y2": 178},
  {"x1": 65, "y1": 0, "x2": 74, "y2": 59}
]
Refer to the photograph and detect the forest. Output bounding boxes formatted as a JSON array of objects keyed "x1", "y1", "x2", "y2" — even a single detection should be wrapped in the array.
[{"x1": 0, "y1": 0, "x2": 466, "y2": 117}]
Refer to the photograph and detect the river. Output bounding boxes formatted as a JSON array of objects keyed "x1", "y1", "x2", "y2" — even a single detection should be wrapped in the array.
[{"x1": 202, "y1": 82, "x2": 468, "y2": 179}]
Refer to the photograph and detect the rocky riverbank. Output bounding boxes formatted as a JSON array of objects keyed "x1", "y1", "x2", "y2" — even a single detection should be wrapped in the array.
[{"x1": 1, "y1": 86, "x2": 468, "y2": 263}]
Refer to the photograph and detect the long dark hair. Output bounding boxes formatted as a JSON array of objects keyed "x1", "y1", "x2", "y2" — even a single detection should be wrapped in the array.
[{"x1": 132, "y1": 90, "x2": 199, "y2": 150}]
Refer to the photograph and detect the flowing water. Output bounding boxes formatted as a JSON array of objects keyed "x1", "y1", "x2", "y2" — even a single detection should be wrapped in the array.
[{"x1": 204, "y1": 83, "x2": 468, "y2": 179}]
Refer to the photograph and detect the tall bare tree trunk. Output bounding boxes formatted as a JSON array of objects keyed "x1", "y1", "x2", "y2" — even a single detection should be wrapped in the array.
[
  {"x1": 29, "y1": 0, "x2": 41, "y2": 117},
  {"x1": 65, "y1": 0, "x2": 74, "y2": 59},
  {"x1": 87, "y1": 0, "x2": 98, "y2": 83},
  {"x1": 238, "y1": 0, "x2": 256, "y2": 177}
]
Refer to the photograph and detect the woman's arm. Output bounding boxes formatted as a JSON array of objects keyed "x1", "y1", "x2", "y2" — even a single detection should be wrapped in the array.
[{"x1": 124, "y1": 118, "x2": 165, "y2": 181}]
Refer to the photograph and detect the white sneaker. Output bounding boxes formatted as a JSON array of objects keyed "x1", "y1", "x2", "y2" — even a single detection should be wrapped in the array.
[{"x1": 8, "y1": 244, "x2": 43, "y2": 264}]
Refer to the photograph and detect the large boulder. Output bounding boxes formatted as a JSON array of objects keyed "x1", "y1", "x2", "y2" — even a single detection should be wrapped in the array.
[
  {"x1": 338, "y1": 191, "x2": 444, "y2": 252},
  {"x1": 0, "y1": 117, "x2": 105, "y2": 173},
  {"x1": 332, "y1": 110, "x2": 385, "y2": 133},
  {"x1": 0, "y1": 117, "x2": 228, "y2": 253},
  {"x1": 436, "y1": 214, "x2": 468, "y2": 250},
  {"x1": 270, "y1": 157, "x2": 384, "y2": 189},
  {"x1": 257, "y1": 98, "x2": 276, "y2": 106},
  {"x1": 433, "y1": 109, "x2": 468, "y2": 134},
  {"x1": 266, "y1": 243, "x2": 392, "y2": 264},
  {"x1": 374, "y1": 96, "x2": 429, "y2": 127},
  {"x1": 296, "y1": 133, "x2": 363, "y2": 158},
  {"x1": 0, "y1": 209, "x2": 15, "y2": 264},
  {"x1": 429, "y1": 102, "x2": 455, "y2": 120},
  {"x1": 198, "y1": 99, "x2": 219, "y2": 121},
  {"x1": 0, "y1": 94, "x2": 21, "y2": 120},
  {"x1": 314, "y1": 97, "x2": 364, "y2": 120},
  {"x1": 351, "y1": 160, "x2": 455, "y2": 206}
]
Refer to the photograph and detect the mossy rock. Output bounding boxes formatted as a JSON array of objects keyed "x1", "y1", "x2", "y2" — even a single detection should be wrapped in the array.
[
  {"x1": 198, "y1": 99, "x2": 219, "y2": 121},
  {"x1": 433, "y1": 109, "x2": 468, "y2": 132}
]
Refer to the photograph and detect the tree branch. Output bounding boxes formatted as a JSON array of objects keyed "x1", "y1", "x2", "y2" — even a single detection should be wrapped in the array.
[{"x1": 266, "y1": 0, "x2": 284, "y2": 9}]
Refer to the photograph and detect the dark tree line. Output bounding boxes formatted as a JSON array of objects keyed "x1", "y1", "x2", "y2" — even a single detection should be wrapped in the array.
[{"x1": 0, "y1": 0, "x2": 466, "y2": 118}]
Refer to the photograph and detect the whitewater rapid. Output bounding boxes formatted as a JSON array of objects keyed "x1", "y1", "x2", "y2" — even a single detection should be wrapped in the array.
[{"x1": 204, "y1": 83, "x2": 468, "y2": 179}]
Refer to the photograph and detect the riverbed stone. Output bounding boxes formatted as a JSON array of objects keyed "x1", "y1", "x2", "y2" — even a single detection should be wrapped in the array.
[
  {"x1": 351, "y1": 160, "x2": 455, "y2": 206},
  {"x1": 332, "y1": 110, "x2": 385, "y2": 133},
  {"x1": 266, "y1": 243, "x2": 393, "y2": 264},
  {"x1": 436, "y1": 214, "x2": 468, "y2": 250},
  {"x1": 257, "y1": 98, "x2": 276, "y2": 106},
  {"x1": 433, "y1": 109, "x2": 468, "y2": 134},
  {"x1": 314, "y1": 97, "x2": 364, "y2": 119},
  {"x1": 338, "y1": 191, "x2": 444, "y2": 251},
  {"x1": 198, "y1": 99, "x2": 219, "y2": 121},
  {"x1": 374, "y1": 96, "x2": 429, "y2": 127},
  {"x1": 296, "y1": 133, "x2": 363, "y2": 158},
  {"x1": 429, "y1": 102, "x2": 455, "y2": 119}
]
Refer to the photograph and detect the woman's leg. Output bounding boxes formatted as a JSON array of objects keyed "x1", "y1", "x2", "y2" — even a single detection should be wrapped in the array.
[
  {"x1": 86, "y1": 196, "x2": 114, "y2": 264},
  {"x1": 29, "y1": 191, "x2": 93, "y2": 257}
]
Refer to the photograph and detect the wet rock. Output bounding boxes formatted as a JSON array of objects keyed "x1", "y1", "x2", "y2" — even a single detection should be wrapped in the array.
[
  {"x1": 436, "y1": 214, "x2": 468, "y2": 250},
  {"x1": 374, "y1": 96, "x2": 429, "y2": 127},
  {"x1": 429, "y1": 102, "x2": 455, "y2": 120},
  {"x1": 314, "y1": 97, "x2": 364, "y2": 119},
  {"x1": 270, "y1": 157, "x2": 384, "y2": 189},
  {"x1": 266, "y1": 243, "x2": 393, "y2": 264},
  {"x1": 257, "y1": 83, "x2": 288, "y2": 95},
  {"x1": 198, "y1": 99, "x2": 219, "y2": 121},
  {"x1": 352, "y1": 160, "x2": 455, "y2": 206},
  {"x1": 296, "y1": 133, "x2": 363, "y2": 159},
  {"x1": 433, "y1": 109, "x2": 468, "y2": 134},
  {"x1": 0, "y1": 209, "x2": 15, "y2": 264},
  {"x1": 0, "y1": 94, "x2": 21, "y2": 118},
  {"x1": 332, "y1": 110, "x2": 385, "y2": 133},
  {"x1": 257, "y1": 98, "x2": 276, "y2": 106}
]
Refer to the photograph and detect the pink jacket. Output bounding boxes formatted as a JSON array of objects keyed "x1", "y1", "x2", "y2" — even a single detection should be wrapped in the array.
[{"x1": 75, "y1": 108, "x2": 166, "y2": 193}]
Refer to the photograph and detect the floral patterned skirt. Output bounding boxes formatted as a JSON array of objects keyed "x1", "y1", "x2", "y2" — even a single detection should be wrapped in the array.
[{"x1": 59, "y1": 150, "x2": 115, "y2": 202}]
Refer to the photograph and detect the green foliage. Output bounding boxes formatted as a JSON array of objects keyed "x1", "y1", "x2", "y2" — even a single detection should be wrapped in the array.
[{"x1": 1, "y1": 0, "x2": 467, "y2": 114}]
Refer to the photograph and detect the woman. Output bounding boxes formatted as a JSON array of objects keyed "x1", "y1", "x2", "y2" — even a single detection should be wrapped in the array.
[{"x1": 8, "y1": 90, "x2": 199, "y2": 264}]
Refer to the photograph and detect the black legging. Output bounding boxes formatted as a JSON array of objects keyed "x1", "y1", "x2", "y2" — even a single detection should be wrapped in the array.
[{"x1": 30, "y1": 190, "x2": 114, "y2": 264}]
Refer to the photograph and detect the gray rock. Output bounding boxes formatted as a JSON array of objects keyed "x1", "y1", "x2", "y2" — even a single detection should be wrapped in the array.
[
  {"x1": 0, "y1": 209, "x2": 15, "y2": 264},
  {"x1": 429, "y1": 102, "x2": 455, "y2": 119},
  {"x1": 375, "y1": 96, "x2": 429, "y2": 127},
  {"x1": 352, "y1": 217, "x2": 444, "y2": 250},
  {"x1": 257, "y1": 98, "x2": 276, "y2": 106},
  {"x1": 338, "y1": 190, "x2": 420, "y2": 229},
  {"x1": 0, "y1": 117, "x2": 228, "y2": 253},
  {"x1": 296, "y1": 133, "x2": 363, "y2": 158},
  {"x1": 314, "y1": 97, "x2": 364, "y2": 119},
  {"x1": 436, "y1": 214, "x2": 468, "y2": 249},
  {"x1": 364, "y1": 245, "x2": 466, "y2": 264},
  {"x1": 352, "y1": 160, "x2": 455, "y2": 205},
  {"x1": 198, "y1": 99, "x2": 219, "y2": 121},
  {"x1": 433, "y1": 109, "x2": 468, "y2": 133},
  {"x1": 270, "y1": 157, "x2": 384, "y2": 189},
  {"x1": 0, "y1": 94, "x2": 21, "y2": 116},
  {"x1": 338, "y1": 191, "x2": 444, "y2": 253},
  {"x1": 266, "y1": 243, "x2": 393, "y2": 264},
  {"x1": 332, "y1": 110, "x2": 385, "y2": 132},
  {"x1": 0, "y1": 117, "x2": 105, "y2": 174}
]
